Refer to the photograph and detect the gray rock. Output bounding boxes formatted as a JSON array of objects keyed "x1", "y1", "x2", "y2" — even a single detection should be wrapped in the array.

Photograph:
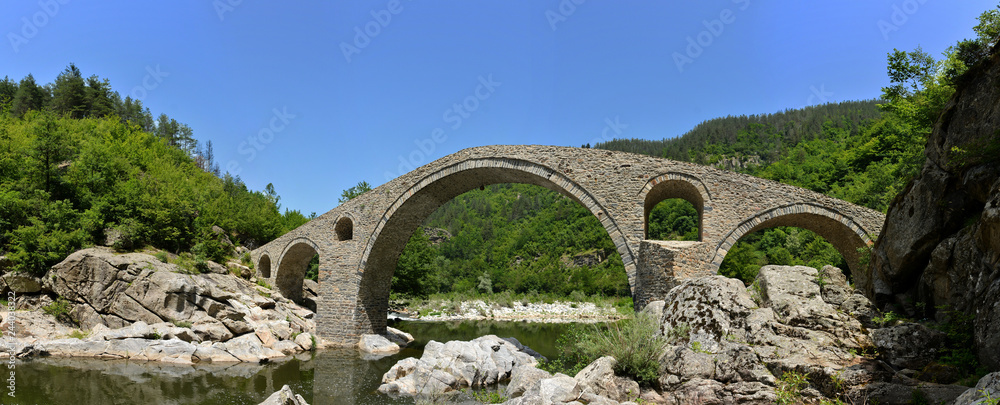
[
  {"x1": 537, "y1": 375, "x2": 582, "y2": 404},
  {"x1": 256, "y1": 328, "x2": 278, "y2": 348},
  {"x1": 660, "y1": 276, "x2": 757, "y2": 343},
  {"x1": 2, "y1": 273, "x2": 42, "y2": 293},
  {"x1": 272, "y1": 340, "x2": 300, "y2": 355},
  {"x1": 871, "y1": 323, "x2": 946, "y2": 370},
  {"x1": 223, "y1": 333, "x2": 268, "y2": 363},
  {"x1": 91, "y1": 321, "x2": 155, "y2": 340},
  {"x1": 757, "y1": 265, "x2": 862, "y2": 338},
  {"x1": 505, "y1": 365, "x2": 551, "y2": 398},
  {"x1": 853, "y1": 381, "x2": 970, "y2": 405},
  {"x1": 192, "y1": 320, "x2": 233, "y2": 342},
  {"x1": 639, "y1": 300, "x2": 665, "y2": 332},
  {"x1": 358, "y1": 334, "x2": 399, "y2": 354},
  {"x1": 954, "y1": 372, "x2": 1000, "y2": 405},
  {"x1": 259, "y1": 384, "x2": 309, "y2": 405},
  {"x1": 302, "y1": 279, "x2": 319, "y2": 297},
  {"x1": 385, "y1": 326, "x2": 414, "y2": 347},
  {"x1": 574, "y1": 356, "x2": 640, "y2": 402},
  {"x1": 841, "y1": 293, "x2": 878, "y2": 327},
  {"x1": 294, "y1": 332, "x2": 314, "y2": 351},
  {"x1": 819, "y1": 265, "x2": 852, "y2": 306},
  {"x1": 379, "y1": 335, "x2": 538, "y2": 397}
]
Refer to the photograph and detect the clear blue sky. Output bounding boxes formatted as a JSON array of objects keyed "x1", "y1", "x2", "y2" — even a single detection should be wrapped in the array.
[{"x1": 1, "y1": 1, "x2": 990, "y2": 216}]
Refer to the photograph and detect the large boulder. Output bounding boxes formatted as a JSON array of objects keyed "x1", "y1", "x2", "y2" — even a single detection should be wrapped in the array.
[
  {"x1": 2, "y1": 273, "x2": 42, "y2": 293},
  {"x1": 757, "y1": 265, "x2": 863, "y2": 338},
  {"x1": 378, "y1": 335, "x2": 538, "y2": 397},
  {"x1": 871, "y1": 323, "x2": 947, "y2": 370},
  {"x1": 954, "y1": 372, "x2": 1000, "y2": 405},
  {"x1": 574, "y1": 356, "x2": 640, "y2": 402},
  {"x1": 659, "y1": 276, "x2": 757, "y2": 343},
  {"x1": 358, "y1": 334, "x2": 399, "y2": 357}
]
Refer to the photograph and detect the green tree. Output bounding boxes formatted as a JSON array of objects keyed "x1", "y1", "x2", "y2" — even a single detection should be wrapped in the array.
[
  {"x1": 394, "y1": 228, "x2": 435, "y2": 296},
  {"x1": 50, "y1": 64, "x2": 88, "y2": 119},
  {"x1": 11, "y1": 74, "x2": 48, "y2": 118},
  {"x1": 154, "y1": 113, "x2": 196, "y2": 153},
  {"x1": 339, "y1": 180, "x2": 372, "y2": 203},
  {"x1": 0, "y1": 76, "x2": 17, "y2": 110},
  {"x1": 84, "y1": 75, "x2": 115, "y2": 118}
]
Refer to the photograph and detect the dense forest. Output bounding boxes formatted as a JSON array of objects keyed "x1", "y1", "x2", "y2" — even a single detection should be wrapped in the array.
[
  {"x1": 389, "y1": 7, "x2": 998, "y2": 294},
  {"x1": 0, "y1": 65, "x2": 308, "y2": 275}
]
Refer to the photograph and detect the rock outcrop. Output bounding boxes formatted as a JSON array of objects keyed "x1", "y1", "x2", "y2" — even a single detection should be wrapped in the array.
[
  {"x1": 505, "y1": 357, "x2": 642, "y2": 405},
  {"x1": 867, "y1": 42, "x2": 1000, "y2": 369},
  {"x1": 1, "y1": 247, "x2": 320, "y2": 363},
  {"x1": 651, "y1": 268, "x2": 970, "y2": 405}
]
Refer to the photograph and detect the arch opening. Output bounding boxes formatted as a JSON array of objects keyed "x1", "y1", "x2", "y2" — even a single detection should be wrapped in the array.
[
  {"x1": 643, "y1": 179, "x2": 705, "y2": 241},
  {"x1": 358, "y1": 162, "x2": 634, "y2": 335},
  {"x1": 393, "y1": 184, "x2": 629, "y2": 298},
  {"x1": 276, "y1": 239, "x2": 318, "y2": 304},
  {"x1": 258, "y1": 254, "x2": 272, "y2": 279},
  {"x1": 647, "y1": 198, "x2": 699, "y2": 241},
  {"x1": 335, "y1": 217, "x2": 353, "y2": 241},
  {"x1": 715, "y1": 207, "x2": 871, "y2": 285}
]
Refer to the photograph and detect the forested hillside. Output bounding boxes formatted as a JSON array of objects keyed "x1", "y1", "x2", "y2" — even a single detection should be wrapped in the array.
[{"x1": 0, "y1": 65, "x2": 308, "y2": 275}]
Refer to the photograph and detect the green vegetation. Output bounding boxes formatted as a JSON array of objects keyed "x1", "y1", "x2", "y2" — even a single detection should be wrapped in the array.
[
  {"x1": 0, "y1": 65, "x2": 309, "y2": 275},
  {"x1": 43, "y1": 298, "x2": 74, "y2": 324},
  {"x1": 775, "y1": 371, "x2": 810, "y2": 405},
  {"x1": 392, "y1": 183, "x2": 630, "y2": 299},
  {"x1": 464, "y1": 389, "x2": 508, "y2": 404},
  {"x1": 67, "y1": 329, "x2": 89, "y2": 339},
  {"x1": 647, "y1": 198, "x2": 698, "y2": 241},
  {"x1": 539, "y1": 313, "x2": 669, "y2": 386},
  {"x1": 172, "y1": 320, "x2": 193, "y2": 329}
]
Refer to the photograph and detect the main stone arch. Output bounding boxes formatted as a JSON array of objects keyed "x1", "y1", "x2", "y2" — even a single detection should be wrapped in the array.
[
  {"x1": 251, "y1": 145, "x2": 885, "y2": 345},
  {"x1": 355, "y1": 158, "x2": 636, "y2": 335}
]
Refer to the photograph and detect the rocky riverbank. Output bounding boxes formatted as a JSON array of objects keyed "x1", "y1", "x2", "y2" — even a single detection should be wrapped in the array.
[
  {"x1": 408, "y1": 299, "x2": 625, "y2": 323},
  {"x1": 377, "y1": 265, "x2": 1000, "y2": 405},
  {"x1": 0, "y1": 247, "x2": 324, "y2": 363}
]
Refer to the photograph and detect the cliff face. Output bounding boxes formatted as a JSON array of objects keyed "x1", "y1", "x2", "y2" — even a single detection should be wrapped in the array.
[{"x1": 868, "y1": 44, "x2": 1000, "y2": 369}]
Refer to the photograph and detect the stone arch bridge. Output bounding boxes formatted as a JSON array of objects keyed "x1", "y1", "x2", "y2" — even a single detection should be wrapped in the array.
[{"x1": 251, "y1": 145, "x2": 884, "y2": 345}]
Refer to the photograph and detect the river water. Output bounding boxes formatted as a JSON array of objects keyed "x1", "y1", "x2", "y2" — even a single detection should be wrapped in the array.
[{"x1": 7, "y1": 320, "x2": 578, "y2": 405}]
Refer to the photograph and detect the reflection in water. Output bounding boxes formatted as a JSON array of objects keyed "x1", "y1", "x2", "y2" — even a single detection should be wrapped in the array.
[{"x1": 11, "y1": 320, "x2": 577, "y2": 405}]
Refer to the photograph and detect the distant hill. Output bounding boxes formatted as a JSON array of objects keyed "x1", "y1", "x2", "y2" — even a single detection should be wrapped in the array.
[{"x1": 593, "y1": 99, "x2": 882, "y2": 171}]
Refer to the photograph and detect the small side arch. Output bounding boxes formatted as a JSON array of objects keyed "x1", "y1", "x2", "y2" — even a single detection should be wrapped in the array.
[
  {"x1": 638, "y1": 172, "x2": 713, "y2": 240},
  {"x1": 258, "y1": 254, "x2": 272, "y2": 279},
  {"x1": 712, "y1": 203, "x2": 875, "y2": 273},
  {"x1": 335, "y1": 215, "x2": 354, "y2": 241},
  {"x1": 275, "y1": 237, "x2": 320, "y2": 303}
]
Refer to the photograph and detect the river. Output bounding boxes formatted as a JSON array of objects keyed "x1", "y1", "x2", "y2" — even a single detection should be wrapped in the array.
[{"x1": 8, "y1": 320, "x2": 580, "y2": 405}]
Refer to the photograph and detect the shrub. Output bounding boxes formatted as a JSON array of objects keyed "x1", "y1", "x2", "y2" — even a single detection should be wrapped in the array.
[
  {"x1": 540, "y1": 313, "x2": 667, "y2": 386},
  {"x1": 43, "y1": 298, "x2": 75, "y2": 325},
  {"x1": 154, "y1": 251, "x2": 169, "y2": 263},
  {"x1": 775, "y1": 371, "x2": 809, "y2": 405}
]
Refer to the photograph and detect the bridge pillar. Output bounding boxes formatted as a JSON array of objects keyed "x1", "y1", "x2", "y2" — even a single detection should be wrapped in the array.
[{"x1": 634, "y1": 240, "x2": 716, "y2": 310}]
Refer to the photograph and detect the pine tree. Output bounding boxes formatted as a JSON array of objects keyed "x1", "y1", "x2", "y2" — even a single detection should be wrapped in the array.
[
  {"x1": 11, "y1": 74, "x2": 48, "y2": 117},
  {"x1": 50, "y1": 64, "x2": 88, "y2": 119}
]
